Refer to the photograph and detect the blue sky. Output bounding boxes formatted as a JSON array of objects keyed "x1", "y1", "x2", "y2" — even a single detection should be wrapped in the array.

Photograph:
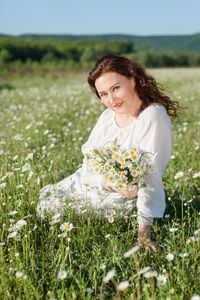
[{"x1": 1, "y1": 0, "x2": 200, "y2": 36}]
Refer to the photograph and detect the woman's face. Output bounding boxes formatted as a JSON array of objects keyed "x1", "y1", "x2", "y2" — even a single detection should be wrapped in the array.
[{"x1": 94, "y1": 72, "x2": 139, "y2": 115}]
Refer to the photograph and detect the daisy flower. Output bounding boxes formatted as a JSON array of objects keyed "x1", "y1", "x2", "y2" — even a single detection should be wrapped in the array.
[
  {"x1": 28, "y1": 171, "x2": 33, "y2": 180},
  {"x1": 6, "y1": 172, "x2": 13, "y2": 177},
  {"x1": 107, "y1": 216, "x2": 114, "y2": 223},
  {"x1": 144, "y1": 270, "x2": 158, "y2": 278},
  {"x1": 178, "y1": 253, "x2": 188, "y2": 258},
  {"x1": 8, "y1": 225, "x2": 19, "y2": 232},
  {"x1": 25, "y1": 153, "x2": 33, "y2": 160},
  {"x1": 16, "y1": 219, "x2": 27, "y2": 228},
  {"x1": 0, "y1": 183, "x2": 6, "y2": 189},
  {"x1": 174, "y1": 171, "x2": 184, "y2": 179},
  {"x1": 110, "y1": 209, "x2": 116, "y2": 216},
  {"x1": 191, "y1": 295, "x2": 200, "y2": 300},
  {"x1": 8, "y1": 211, "x2": 18, "y2": 216},
  {"x1": 166, "y1": 253, "x2": 174, "y2": 261},
  {"x1": 103, "y1": 269, "x2": 116, "y2": 283},
  {"x1": 58, "y1": 232, "x2": 67, "y2": 238},
  {"x1": 139, "y1": 266, "x2": 151, "y2": 275},
  {"x1": 60, "y1": 222, "x2": 73, "y2": 232},
  {"x1": 123, "y1": 245, "x2": 140, "y2": 258},
  {"x1": 117, "y1": 281, "x2": 129, "y2": 291},
  {"x1": 100, "y1": 264, "x2": 106, "y2": 270},
  {"x1": 157, "y1": 275, "x2": 167, "y2": 286},
  {"x1": 57, "y1": 270, "x2": 67, "y2": 280},
  {"x1": 193, "y1": 172, "x2": 200, "y2": 178},
  {"x1": 190, "y1": 236, "x2": 198, "y2": 241},
  {"x1": 8, "y1": 231, "x2": 18, "y2": 239},
  {"x1": 86, "y1": 287, "x2": 93, "y2": 293},
  {"x1": 194, "y1": 229, "x2": 200, "y2": 235},
  {"x1": 15, "y1": 271, "x2": 23, "y2": 278},
  {"x1": 169, "y1": 228, "x2": 178, "y2": 232}
]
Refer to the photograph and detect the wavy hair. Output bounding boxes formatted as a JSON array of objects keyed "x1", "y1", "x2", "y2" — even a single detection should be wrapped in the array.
[{"x1": 88, "y1": 54, "x2": 182, "y2": 118}]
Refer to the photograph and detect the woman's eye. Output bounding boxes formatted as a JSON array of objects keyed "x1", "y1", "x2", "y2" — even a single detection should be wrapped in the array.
[
  {"x1": 100, "y1": 93, "x2": 105, "y2": 98},
  {"x1": 114, "y1": 86, "x2": 120, "y2": 90}
]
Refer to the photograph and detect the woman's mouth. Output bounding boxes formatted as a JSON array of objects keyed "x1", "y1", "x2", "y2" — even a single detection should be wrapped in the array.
[{"x1": 113, "y1": 102, "x2": 123, "y2": 108}]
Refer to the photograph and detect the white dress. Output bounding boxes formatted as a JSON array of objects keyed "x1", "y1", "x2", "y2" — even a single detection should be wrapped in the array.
[{"x1": 37, "y1": 103, "x2": 172, "y2": 224}]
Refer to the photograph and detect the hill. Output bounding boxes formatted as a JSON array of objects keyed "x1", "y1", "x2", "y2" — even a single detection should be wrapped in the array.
[{"x1": 0, "y1": 32, "x2": 199, "y2": 51}]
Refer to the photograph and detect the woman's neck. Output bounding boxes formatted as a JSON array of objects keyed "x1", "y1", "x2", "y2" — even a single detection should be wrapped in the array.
[{"x1": 118, "y1": 96, "x2": 142, "y2": 120}]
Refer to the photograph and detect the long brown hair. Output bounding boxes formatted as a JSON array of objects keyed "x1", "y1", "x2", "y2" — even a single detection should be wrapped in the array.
[{"x1": 88, "y1": 54, "x2": 182, "y2": 118}]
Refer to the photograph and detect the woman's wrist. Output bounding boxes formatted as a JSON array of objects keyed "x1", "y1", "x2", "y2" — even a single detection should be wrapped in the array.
[{"x1": 138, "y1": 224, "x2": 152, "y2": 242}]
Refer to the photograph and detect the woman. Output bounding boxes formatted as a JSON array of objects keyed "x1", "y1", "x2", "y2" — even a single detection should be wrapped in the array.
[{"x1": 37, "y1": 54, "x2": 181, "y2": 253}]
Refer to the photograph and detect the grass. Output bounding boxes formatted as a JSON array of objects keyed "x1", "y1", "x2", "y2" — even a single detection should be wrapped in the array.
[{"x1": 0, "y1": 68, "x2": 200, "y2": 299}]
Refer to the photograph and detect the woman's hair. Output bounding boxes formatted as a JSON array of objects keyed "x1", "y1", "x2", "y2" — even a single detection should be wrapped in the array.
[{"x1": 88, "y1": 54, "x2": 182, "y2": 118}]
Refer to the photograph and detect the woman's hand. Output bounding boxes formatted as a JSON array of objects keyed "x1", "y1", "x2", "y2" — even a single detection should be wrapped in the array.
[
  {"x1": 135, "y1": 239, "x2": 164, "y2": 253},
  {"x1": 102, "y1": 178, "x2": 138, "y2": 199},
  {"x1": 102, "y1": 178, "x2": 114, "y2": 191},
  {"x1": 115, "y1": 185, "x2": 138, "y2": 199},
  {"x1": 136, "y1": 224, "x2": 164, "y2": 253}
]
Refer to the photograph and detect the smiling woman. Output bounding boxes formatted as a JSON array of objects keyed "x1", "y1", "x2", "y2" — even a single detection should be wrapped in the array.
[
  {"x1": 94, "y1": 72, "x2": 142, "y2": 128},
  {"x1": 37, "y1": 54, "x2": 182, "y2": 253}
]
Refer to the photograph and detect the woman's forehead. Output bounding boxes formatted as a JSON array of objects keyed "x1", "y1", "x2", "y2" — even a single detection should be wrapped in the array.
[{"x1": 95, "y1": 72, "x2": 127, "y2": 90}]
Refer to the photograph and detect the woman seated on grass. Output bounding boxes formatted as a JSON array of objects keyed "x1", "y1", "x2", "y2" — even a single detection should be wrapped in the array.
[{"x1": 37, "y1": 54, "x2": 181, "y2": 253}]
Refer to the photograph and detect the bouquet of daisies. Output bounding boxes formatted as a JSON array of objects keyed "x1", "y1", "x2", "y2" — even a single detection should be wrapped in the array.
[{"x1": 84, "y1": 141, "x2": 155, "y2": 191}]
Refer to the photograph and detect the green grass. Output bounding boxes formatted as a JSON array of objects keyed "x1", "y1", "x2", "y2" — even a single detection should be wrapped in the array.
[{"x1": 0, "y1": 68, "x2": 200, "y2": 299}]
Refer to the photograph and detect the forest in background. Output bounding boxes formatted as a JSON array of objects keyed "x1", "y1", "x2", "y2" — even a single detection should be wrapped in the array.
[
  {"x1": 1, "y1": 35, "x2": 200, "y2": 72},
  {"x1": 1, "y1": 32, "x2": 200, "y2": 51}
]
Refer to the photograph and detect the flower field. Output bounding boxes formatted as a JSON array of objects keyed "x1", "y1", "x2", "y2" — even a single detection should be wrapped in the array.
[{"x1": 0, "y1": 68, "x2": 200, "y2": 299}]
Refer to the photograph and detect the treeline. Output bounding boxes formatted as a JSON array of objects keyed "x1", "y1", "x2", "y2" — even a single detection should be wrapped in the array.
[{"x1": 0, "y1": 37, "x2": 200, "y2": 70}]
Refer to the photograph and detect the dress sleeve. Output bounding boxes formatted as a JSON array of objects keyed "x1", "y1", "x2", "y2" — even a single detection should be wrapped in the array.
[
  {"x1": 136, "y1": 105, "x2": 172, "y2": 221},
  {"x1": 80, "y1": 109, "x2": 107, "y2": 189}
]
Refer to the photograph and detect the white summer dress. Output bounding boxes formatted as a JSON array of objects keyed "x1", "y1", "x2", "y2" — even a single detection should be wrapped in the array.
[{"x1": 37, "y1": 103, "x2": 172, "y2": 224}]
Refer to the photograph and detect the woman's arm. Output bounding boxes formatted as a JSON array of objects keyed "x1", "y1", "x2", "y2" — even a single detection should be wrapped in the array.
[{"x1": 135, "y1": 105, "x2": 171, "y2": 252}]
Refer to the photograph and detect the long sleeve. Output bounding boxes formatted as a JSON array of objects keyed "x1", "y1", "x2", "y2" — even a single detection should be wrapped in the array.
[{"x1": 136, "y1": 104, "x2": 172, "y2": 219}]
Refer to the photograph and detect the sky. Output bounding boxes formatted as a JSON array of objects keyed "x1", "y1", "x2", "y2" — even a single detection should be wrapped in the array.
[{"x1": 1, "y1": 0, "x2": 200, "y2": 36}]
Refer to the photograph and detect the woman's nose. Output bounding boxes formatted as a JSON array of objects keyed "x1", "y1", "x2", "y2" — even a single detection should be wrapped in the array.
[{"x1": 108, "y1": 93, "x2": 116, "y2": 104}]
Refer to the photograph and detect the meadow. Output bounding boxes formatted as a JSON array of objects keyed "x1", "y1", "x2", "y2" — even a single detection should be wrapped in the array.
[{"x1": 0, "y1": 68, "x2": 200, "y2": 299}]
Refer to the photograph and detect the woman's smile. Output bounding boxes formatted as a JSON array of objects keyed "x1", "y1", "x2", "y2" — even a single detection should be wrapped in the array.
[{"x1": 113, "y1": 101, "x2": 124, "y2": 108}]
